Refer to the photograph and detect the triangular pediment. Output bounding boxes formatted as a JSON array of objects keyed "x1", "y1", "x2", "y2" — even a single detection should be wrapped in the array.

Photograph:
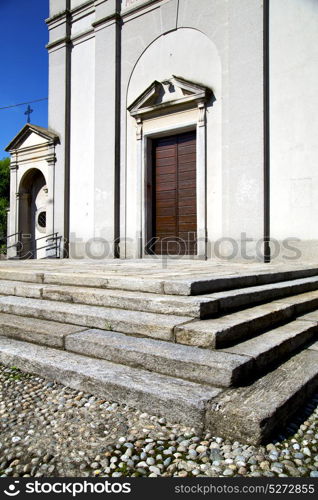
[
  {"x1": 128, "y1": 76, "x2": 212, "y2": 116},
  {"x1": 5, "y1": 123, "x2": 59, "y2": 152}
]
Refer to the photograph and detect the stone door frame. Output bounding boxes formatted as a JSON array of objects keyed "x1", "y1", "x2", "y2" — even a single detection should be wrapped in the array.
[{"x1": 128, "y1": 77, "x2": 211, "y2": 259}]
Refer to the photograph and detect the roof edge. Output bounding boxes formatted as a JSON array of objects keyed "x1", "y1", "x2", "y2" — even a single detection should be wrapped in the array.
[{"x1": 5, "y1": 123, "x2": 59, "y2": 152}]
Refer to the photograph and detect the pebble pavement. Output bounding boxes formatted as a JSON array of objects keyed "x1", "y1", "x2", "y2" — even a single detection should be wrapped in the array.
[{"x1": 0, "y1": 365, "x2": 317, "y2": 478}]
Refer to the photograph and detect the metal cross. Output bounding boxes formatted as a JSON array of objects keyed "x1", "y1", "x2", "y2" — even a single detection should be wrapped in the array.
[{"x1": 24, "y1": 104, "x2": 33, "y2": 123}]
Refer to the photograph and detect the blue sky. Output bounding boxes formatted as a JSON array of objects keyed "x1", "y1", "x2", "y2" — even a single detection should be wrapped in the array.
[{"x1": 0, "y1": 0, "x2": 49, "y2": 158}]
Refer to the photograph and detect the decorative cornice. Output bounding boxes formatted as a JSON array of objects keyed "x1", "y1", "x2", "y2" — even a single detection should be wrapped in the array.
[
  {"x1": 46, "y1": 1, "x2": 163, "y2": 28},
  {"x1": 71, "y1": 29, "x2": 95, "y2": 45},
  {"x1": 5, "y1": 124, "x2": 59, "y2": 153},
  {"x1": 121, "y1": 0, "x2": 161, "y2": 17},
  {"x1": 46, "y1": 158, "x2": 56, "y2": 167},
  {"x1": 71, "y1": 0, "x2": 94, "y2": 15},
  {"x1": 46, "y1": 36, "x2": 71, "y2": 51},
  {"x1": 92, "y1": 12, "x2": 121, "y2": 28},
  {"x1": 94, "y1": 0, "x2": 109, "y2": 6},
  {"x1": 46, "y1": 1, "x2": 95, "y2": 25},
  {"x1": 128, "y1": 76, "x2": 213, "y2": 118},
  {"x1": 45, "y1": 10, "x2": 69, "y2": 25}
]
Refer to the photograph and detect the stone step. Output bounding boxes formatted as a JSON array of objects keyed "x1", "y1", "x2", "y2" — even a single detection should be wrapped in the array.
[
  {"x1": 208, "y1": 276, "x2": 318, "y2": 313},
  {"x1": 205, "y1": 348, "x2": 318, "y2": 444},
  {"x1": 175, "y1": 291, "x2": 318, "y2": 348},
  {"x1": 0, "y1": 335, "x2": 317, "y2": 444},
  {"x1": 308, "y1": 340, "x2": 318, "y2": 352},
  {"x1": 0, "y1": 312, "x2": 85, "y2": 348},
  {"x1": 0, "y1": 336, "x2": 221, "y2": 430},
  {"x1": 1, "y1": 275, "x2": 318, "y2": 319},
  {"x1": 163, "y1": 267, "x2": 318, "y2": 296},
  {"x1": 65, "y1": 329, "x2": 253, "y2": 387},
  {"x1": 0, "y1": 265, "x2": 318, "y2": 296},
  {"x1": 0, "y1": 280, "x2": 44, "y2": 299},
  {"x1": 221, "y1": 318, "x2": 318, "y2": 373},
  {"x1": 0, "y1": 311, "x2": 314, "y2": 389},
  {"x1": 0, "y1": 280, "x2": 216, "y2": 318},
  {"x1": 1, "y1": 289, "x2": 317, "y2": 349},
  {"x1": 0, "y1": 295, "x2": 191, "y2": 342}
]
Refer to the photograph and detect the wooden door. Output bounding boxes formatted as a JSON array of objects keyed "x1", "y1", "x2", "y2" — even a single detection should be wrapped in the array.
[{"x1": 151, "y1": 130, "x2": 197, "y2": 255}]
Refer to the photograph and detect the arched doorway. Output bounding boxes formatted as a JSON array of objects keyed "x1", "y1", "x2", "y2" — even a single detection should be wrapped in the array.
[
  {"x1": 125, "y1": 28, "x2": 221, "y2": 259},
  {"x1": 18, "y1": 168, "x2": 48, "y2": 259}
]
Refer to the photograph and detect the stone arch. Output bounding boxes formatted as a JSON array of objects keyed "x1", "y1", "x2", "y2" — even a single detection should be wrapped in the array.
[
  {"x1": 18, "y1": 168, "x2": 48, "y2": 259},
  {"x1": 127, "y1": 27, "x2": 221, "y2": 104}
]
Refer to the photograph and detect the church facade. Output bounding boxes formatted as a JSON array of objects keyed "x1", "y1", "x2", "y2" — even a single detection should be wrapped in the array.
[{"x1": 6, "y1": 0, "x2": 318, "y2": 262}]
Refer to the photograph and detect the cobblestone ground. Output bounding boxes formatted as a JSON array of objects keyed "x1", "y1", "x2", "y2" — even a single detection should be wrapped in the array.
[{"x1": 0, "y1": 365, "x2": 317, "y2": 478}]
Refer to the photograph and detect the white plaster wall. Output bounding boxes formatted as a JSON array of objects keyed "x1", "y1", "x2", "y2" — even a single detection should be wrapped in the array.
[
  {"x1": 127, "y1": 30, "x2": 221, "y2": 103},
  {"x1": 122, "y1": 0, "x2": 264, "y2": 259},
  {"x1": 270, "y1": 0, "x2": 318, "y2": 252},
  {"x1": 176, "y1": 0, "x2": 264, "y2": 250},
  {"x1": 71, "y1": 12, "x2": 95, "y2": 38},
  {"x1": 71, "y1": 0, "x2": 88, "y2": 10},
  {"x1": 48, "y1": 0, "x2": 265, "y2": 261},
  {"x1": 225, "y1": 0, "x2": 264, "y2": 244},
  {"x1": 50, "y1": 0, "x2": 68, "y2": 17},
  {"x1": 20, "y1": 133, "x2": 47, "y2": 148},
  {"x1": 122, "y1": 0, "x2": 152, "y2": 12},
  {"x1": 69, "y1": 38, "x2": 95, "y2": 253}
]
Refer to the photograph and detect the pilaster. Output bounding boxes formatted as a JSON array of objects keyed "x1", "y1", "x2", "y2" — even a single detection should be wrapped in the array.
[
  {"x1": 92, "y1": 1, "x2": 121, "y2": 257},
  {"x1": 45, "y1": 142, "x2": 56, "y2": 239},
  {"x1": 47, "y1": 2, "x2": 72, "y2": 257},
  {"x1": 7, "y1": 158, "x2": 19, "y2": 258}
]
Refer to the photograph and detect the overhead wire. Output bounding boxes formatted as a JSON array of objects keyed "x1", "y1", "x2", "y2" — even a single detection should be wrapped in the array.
[{"x1": 0, "y1": 98, "x2": 48, "y2": 110}]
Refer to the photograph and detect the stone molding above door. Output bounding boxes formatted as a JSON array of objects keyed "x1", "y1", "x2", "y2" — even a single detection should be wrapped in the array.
[{"x1": 128, "y1": 76, "x2": 213, "y2": 119}]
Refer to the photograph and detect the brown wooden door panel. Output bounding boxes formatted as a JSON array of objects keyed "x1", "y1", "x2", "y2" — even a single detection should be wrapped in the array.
[
  {"x1": 178, "y1": 180, "x2": 196, "y2": 190},
  {"x1": 156, "y1": 207, "x2": 177, "y2": 217},
  {"x1": 156, "y1": 173, "x2": 176, "y2": 184},
  {"x1": 178, "y1": 187, "x2": 196, "y2": 199},
  {"x1": 156, "y1": 216, "x2": 177, "y2": 225},
  {"x1": 156, "y1": 198, "x2": 176, "y2": 208},
  {"x1": 179, "y1": 196, "x2": 196, "y2": 206},
  {"x1": 155, "y1": 185, "x2": 176, "y2": 193},
  {"x1": 178, "y1": 170, "x2": 197, "y2": 181},
  {"x1": 156, "y1": 164, "x2": 177, "y2": 174},
  {"x1": 179, "y1": 231, "x2": 197, "y2": 238},
  {"x1": 178, "y1": 206, "x2": 197, "y2": 216},
  {"x1": 178, "y1": 153, "x2": 197, "y2": 164},
  {"x1": 155, "y1": 149, "x2": 177, "y2": 160},
  {"x1": 151, "y1": 131, "x2": 197, "y2": 255},
  {"x1": 179, "y1": 214, "x2": 197, "y2": 222}
]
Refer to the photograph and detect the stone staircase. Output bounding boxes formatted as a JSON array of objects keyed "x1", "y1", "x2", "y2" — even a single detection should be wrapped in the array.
[{"x1": 0, "y1": 261, "x2": 318, "y2": 444}]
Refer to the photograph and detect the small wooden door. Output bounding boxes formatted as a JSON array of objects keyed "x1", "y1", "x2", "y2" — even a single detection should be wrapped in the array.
[{"x1": 151, "y1": 130, "x2": 197, "y2": 255}]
